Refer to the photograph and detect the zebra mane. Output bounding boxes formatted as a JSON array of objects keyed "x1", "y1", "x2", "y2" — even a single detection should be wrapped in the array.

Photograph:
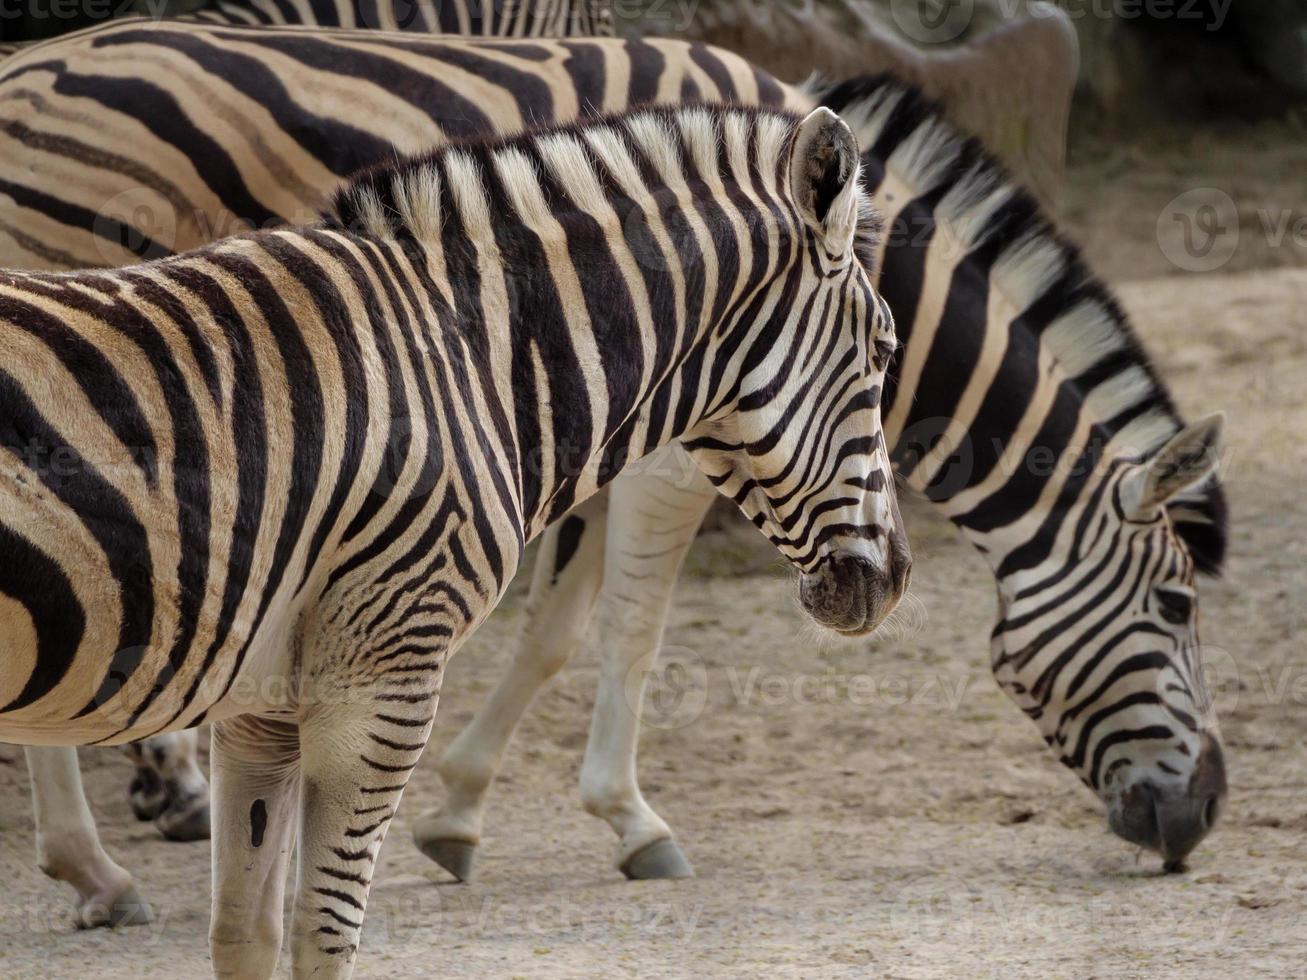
[
  {"x1": 806, "y1": 73, "x2": 1227, "y2": 575},
  {"x1": 323, "y1": 103, "x2": 883, "y2": 276}
]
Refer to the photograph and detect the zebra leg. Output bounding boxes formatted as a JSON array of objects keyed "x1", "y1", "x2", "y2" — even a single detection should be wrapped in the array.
[
  {"x1": 413, "y1": 492, "x2": 609, "y2": 882},
  {"x1": 210, "y1": 717, "x2": 300, "y2": 980},
  {"x1": 26, "y1": 746, "x2": 154, "y2": 928},
  {"x1": 124, "y1": 729, "x2": 211, "y2": 842},
  {"x1": 579, "y1": 462, "x2": 715, "y2": 879},
  {"x1": 290, "y1": 697, "x2": 435, "y2": 979}
]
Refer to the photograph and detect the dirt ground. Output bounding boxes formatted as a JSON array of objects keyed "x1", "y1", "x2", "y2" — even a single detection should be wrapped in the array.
[{"x1": 0, "y1": 120, "x2": 1305, "y2": 979}]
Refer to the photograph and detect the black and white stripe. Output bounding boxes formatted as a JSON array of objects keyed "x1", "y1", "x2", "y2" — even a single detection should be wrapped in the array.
[{"x1": 192, "y1": 0, "x2": 614, "y2": 35}]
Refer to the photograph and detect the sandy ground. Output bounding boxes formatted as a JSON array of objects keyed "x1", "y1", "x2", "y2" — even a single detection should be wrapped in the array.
[{"x1": 0, "y1": 123, "x2": 1305, "y2": 978}]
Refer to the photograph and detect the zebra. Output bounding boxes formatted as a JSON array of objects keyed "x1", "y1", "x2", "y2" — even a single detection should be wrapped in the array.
[
  {"x1": 418, "y1": 75, "x2": 1231, "y2": 880},
  {"x1": 0, "y1": 101, "x2": 906, "y2": 977},
  {"x1": 0, "y1": 20, "x2": 1223, "y2": 897},
  {"x1": 0, "y1": 22, "x2": 794, "y2": 270}
]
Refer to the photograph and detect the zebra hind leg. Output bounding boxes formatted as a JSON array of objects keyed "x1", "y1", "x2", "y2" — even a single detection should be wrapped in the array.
[
  {"x1": 414, "y1": 492, "x2": 608, "y2": 882},
  {"x1": 579, "y1": 465, "x2": 713, "y2": 879},
  {"x1": 124, "y1": 729, "x2": 211, "y2": 841},
  {"x1": 209, "y1": 716, "x2": 301, "y2": 980}
]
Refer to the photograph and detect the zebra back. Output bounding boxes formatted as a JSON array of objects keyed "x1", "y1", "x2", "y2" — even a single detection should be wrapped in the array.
[
  {"x1": 192, "y1": 0, "x2": 615, "y2": 36},
  {"x1": 0, "y1": 22, "x2": 796, "y2": 270}
]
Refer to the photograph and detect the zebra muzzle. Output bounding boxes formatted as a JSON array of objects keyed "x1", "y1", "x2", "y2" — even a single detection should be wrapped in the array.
[
  {"x1": 1107, "y1": 733, "x2": 1227, "y2": 868},
  {"x1": 798, "y1": 546, "x2": 910, "y2": 636}
]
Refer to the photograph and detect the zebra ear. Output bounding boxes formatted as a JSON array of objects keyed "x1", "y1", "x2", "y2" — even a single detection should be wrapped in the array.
[
  {"x1": 1122, "y1": 414, "x2": 1225, "y2": 519},
  {"x1": 789, "y1": 107, "x2": 860, "y2": 256}
]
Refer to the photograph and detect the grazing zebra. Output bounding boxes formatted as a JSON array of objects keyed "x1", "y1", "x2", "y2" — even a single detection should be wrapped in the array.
[
  {"x1": 416, "y1": 76, "x2": 1231, "y2": 879},
  {"x1": 0, "y1": 102, "x2": 906, "y2": 977},
  {"x1": 0, "y1": 19, "x2": 1222, "y2": 901}
]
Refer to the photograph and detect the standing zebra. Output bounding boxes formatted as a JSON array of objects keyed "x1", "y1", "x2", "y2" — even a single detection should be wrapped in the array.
[
  {"x1": 0, "y1": 102, "x2": 906, "y2": 977},
  {"x1": 419, "y1": 75, "x2": 1230, "y2": 879},
  {"x1": 0, "y1": 21, "x2": 1223, "y2": 904},
  {"x1": 2, "y1": 21, "x2": 801, "y2": 928}
]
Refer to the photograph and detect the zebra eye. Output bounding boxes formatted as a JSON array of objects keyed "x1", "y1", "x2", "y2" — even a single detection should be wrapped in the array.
[
  {"x1": 1156, "y1": 589, "x2": 1193, "y2": 625},
  {"x1": 873, "y1": 339, "x2": 895, "y2": 370}
]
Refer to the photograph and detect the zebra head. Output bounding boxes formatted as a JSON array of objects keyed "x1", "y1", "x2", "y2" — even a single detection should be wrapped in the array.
[
  {"x1": 990, "y1": 415, "x2": 1227, "y2": 867},
  {"x1": 685, "y1": 108, "x2": 910, "y2": 637}
]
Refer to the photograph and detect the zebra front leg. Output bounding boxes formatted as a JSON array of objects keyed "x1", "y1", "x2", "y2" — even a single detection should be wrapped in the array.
[
  {"x1": 579, "y1": 463, "x2": 715, "y2": 879},
  {"x1": 291, "y1": 695, "x2": 435, "y2": 979},
  {"x1": 26, "y1": 746, "x2": 154, "y2": 928},
  {"x1": 124, "y1": 729, "x2": 211, "y2": 842},
  {"x1": 413, "y1": 492, "x2": 608, "y2": 882},
  {"x1": 210, "y1": 717, "x2": 301, "y2": 980}
]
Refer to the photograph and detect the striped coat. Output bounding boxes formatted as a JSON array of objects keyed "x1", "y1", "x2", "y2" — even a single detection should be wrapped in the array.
[
  {"x1": 0, "y1": 103, "x2": 904, "y2": 976},
  {"x1": 0, "y1": 21, "x2": 1227, "y2": 876}
]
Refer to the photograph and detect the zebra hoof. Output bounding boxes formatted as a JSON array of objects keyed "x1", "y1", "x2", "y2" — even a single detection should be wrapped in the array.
[
  {"x1": 417, "y1": 836, "x2": 477, "y2": 883},
  {"x1": 157, "y1": 800, "x2": 211, "y2": 842},
  {"x1": 76, "y1": 886, "x2": 155, "y2": 930},
  {"x1": 620, "y1": 838, "x2": 694, "y2": 880}
]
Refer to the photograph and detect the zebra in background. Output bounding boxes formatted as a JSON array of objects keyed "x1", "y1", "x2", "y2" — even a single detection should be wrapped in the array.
[
  {"x1": 0, "y1": 23, "x2": 792, "y2": 270},
  {"x1": 0, "y1": 0, "x2": 612, "y2": 55},
  {"x1": 419, "y1": 74, "x2": 1230, "y2": 880},
  {"x1": 0, "y1": 22, "x2": 1223, "y2": 904},
  {"x1": 0, "y1": 102, "x2": 906, "y2": 976},
  {"x1": 192, "y1": 0, "x2": 615, "y2": 34}
]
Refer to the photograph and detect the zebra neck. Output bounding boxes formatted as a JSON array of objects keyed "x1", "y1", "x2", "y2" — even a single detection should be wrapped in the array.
[
  {"x1": 931, "y1": 415, "x2": 1124, "y2": 593},
  {"x1": 428, "y1": 209, "x2": 775, "y2": 546}
]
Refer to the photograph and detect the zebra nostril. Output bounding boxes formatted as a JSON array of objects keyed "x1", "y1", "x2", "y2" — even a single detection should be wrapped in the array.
[
  {"x1": 1201, "y1": 795, "x2": 1220, "y2": 830},
  {"x1": 896, "y1": 558, "x2": 912, "y2": 595}
]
